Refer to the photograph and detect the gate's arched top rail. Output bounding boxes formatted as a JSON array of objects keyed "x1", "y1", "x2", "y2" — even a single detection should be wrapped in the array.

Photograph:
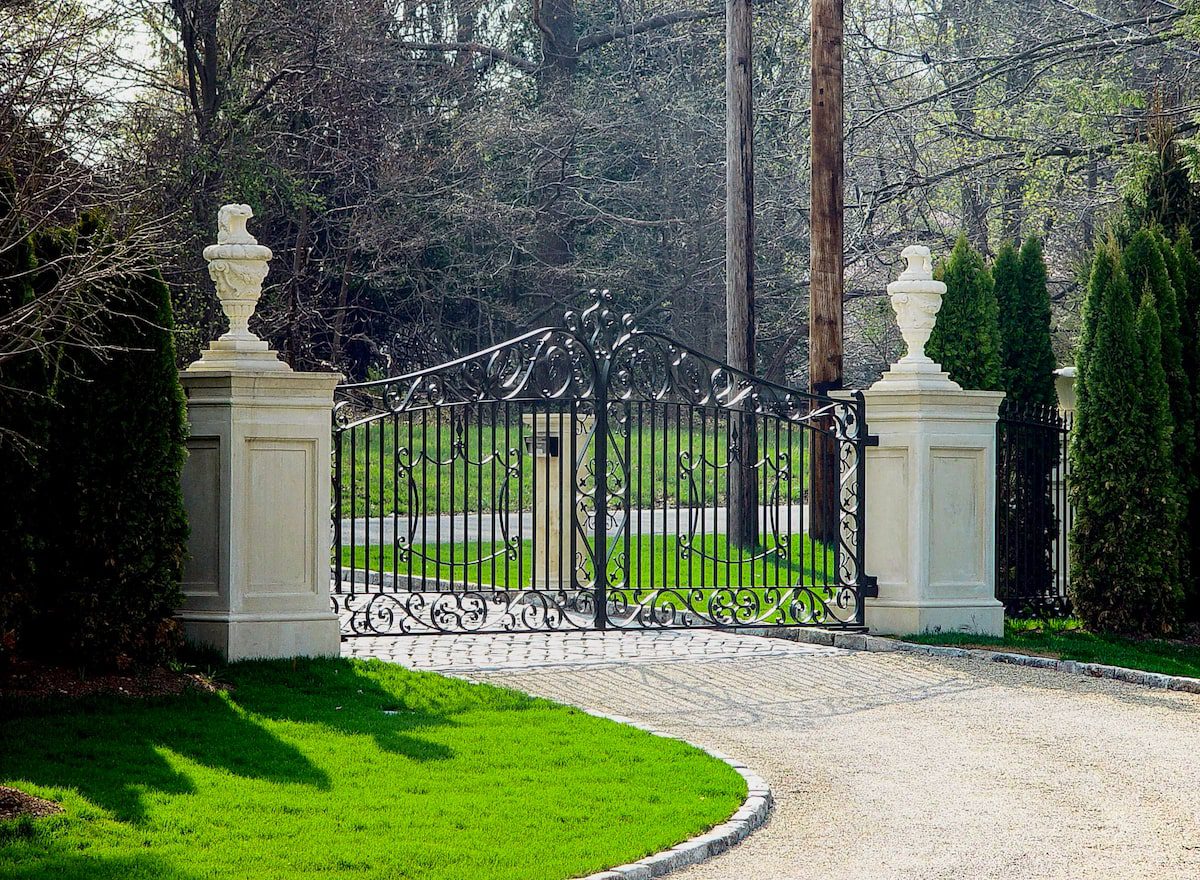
[{"x1": 334, "y1": 290, "x2": 863, "y2": 441}]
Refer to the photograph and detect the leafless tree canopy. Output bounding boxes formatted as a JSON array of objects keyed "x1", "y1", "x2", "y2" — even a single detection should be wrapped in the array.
[{"x1": 2, "y1": 0, "x2": 1196, "y2": 386}]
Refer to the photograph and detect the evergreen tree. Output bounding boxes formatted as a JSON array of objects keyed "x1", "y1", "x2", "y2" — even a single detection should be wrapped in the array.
[
  {"x1": 996, "y1": 236, "x2": 1057, "y2": 406},
  {"x1": 0, "y1": 166, "x2": 46, "y2": 661},
  {"x1": 1173, "y1": 232, "x2": 1200, "y2": 616},
  {"x1": 33, "y1": 223, "x2": 189, "y2": 668},
  {"x1": 1132, "y1": 290, "x2": 1185, "y2": 625},
  {"x1": 1122, "y1": 230, "x2": 1195, "y2": 493},
  {"x1": 927, "y1": 234, "x2": 1001, "y2": 390},
  {"x1": 1122, "y1": 114, "x2": 1200, "y2": 245},
  {"x1": 1070, "y1": 241, "x2": 1183, "y2": 634}
]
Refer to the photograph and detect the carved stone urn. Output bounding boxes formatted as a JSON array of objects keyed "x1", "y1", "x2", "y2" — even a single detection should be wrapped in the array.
[
  {"x1": 189, "y1": 204, "x2": 289, "y2": 371},
  {"x1": 871, "y1": 245, "x2": 960, "y2": 391}
]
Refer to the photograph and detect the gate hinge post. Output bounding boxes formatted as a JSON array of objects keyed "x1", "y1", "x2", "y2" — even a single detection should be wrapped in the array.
[
  {"x1": 861, "y1": 575, "x2": 879, "y2": 598},
  {"x1": 864, "y1": 433, "x2": 880, "y2": 447}
]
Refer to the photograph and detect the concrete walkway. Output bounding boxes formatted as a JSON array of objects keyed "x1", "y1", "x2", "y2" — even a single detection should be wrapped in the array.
[{"x1": 349, "y1": 630, "x2": 1200, "y2": 880}]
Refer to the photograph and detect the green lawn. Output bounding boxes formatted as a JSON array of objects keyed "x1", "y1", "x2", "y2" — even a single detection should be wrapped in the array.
[
  {"x1": 0, "y1": 659, "x2": 744, "y2": 880},
  {"x1": 341, "y1": 533, "x2": 836, "y2": 591},
  {"x1": 903, "y1": 618, "x2": 1200, "y2": 679},
  {"x1": 336, "y1": 418, "x2": 808, "y2": 516}
]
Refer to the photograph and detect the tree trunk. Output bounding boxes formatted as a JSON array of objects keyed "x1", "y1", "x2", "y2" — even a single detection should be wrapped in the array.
[
  {"x1": 809, "y1": 0, "x2": 843, "y2": 545},
  {"x1": 727, "y1": 0, "x2": 758, "y2": 550}
]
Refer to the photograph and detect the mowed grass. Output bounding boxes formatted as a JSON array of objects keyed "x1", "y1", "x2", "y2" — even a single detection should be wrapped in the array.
[
  {"x1": 0, "y1": 659, "x2": 744, "y2": 880},
  {"x1": 341, "y1": 532, "x2": 837, "y2": 590},
  {"x1": 904, "y1": 618, "x2": 1200, "y2": 678},
  {"x1": 337, "y1": 417, "x2": 808, "y2": 516}
]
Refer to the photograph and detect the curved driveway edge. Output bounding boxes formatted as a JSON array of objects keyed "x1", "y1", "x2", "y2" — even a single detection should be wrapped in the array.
[
  {"x1": 579, "y1": 707, "x2": 772, "y2": 880},
  {"x1": 754, "y1": 626, "x2": 1200, "y2": 694}
]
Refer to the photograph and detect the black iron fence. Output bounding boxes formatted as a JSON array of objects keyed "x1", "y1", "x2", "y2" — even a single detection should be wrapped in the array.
[
  {"x1": 996, "y1": 399, "x2": 1073, "y2": 617},
  {"x1": 331, "y1": 294, "x2": 876, "y2": 636}
]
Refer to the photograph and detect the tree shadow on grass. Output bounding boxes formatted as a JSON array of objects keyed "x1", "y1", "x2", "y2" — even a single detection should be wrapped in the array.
[
  {"x1": 222, "y1": 657, "x2": 464, "y2": 762},
  {"x1": 0, "y1": 658, "x2": 468, "y2": 825}
]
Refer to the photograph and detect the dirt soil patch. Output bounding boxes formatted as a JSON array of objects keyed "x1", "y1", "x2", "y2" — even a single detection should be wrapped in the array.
[
  {"x1": 0, "y1": 659, "x2": 219, "y2": 699},
  {"x1": 0, "y1": 786, "x2": 62, "y2": 821}
]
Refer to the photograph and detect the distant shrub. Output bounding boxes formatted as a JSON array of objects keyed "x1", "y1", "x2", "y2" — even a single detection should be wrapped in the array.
[{"x1": 927, "y1": 234, "x2": 1000, "y2": 390}]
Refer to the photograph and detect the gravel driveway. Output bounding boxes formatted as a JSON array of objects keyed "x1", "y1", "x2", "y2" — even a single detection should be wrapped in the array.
[{"x1": 351, "y1": 630, "x2": 1200, "y2": 880}]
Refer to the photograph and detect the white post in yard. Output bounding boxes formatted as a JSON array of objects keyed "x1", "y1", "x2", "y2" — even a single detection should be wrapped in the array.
[
  {"x1": 176, "y1": 205, "x2": 342, "y2": 660},
  {"x1": 1053, "y1": 365, "x2": 1077, "y2": 591},
  {"x1": 859, "y1": 245, "x2": 1005, "y2": 636},
  {"x1": 521, "y1": 412, "x2": 592, "y2": 587},
  {"x1": 1054, "y1": 366, "x2": 1077, "y2": 418}
]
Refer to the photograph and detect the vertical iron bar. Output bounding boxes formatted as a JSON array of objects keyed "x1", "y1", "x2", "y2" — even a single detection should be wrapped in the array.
[
  {"x1": 594, "y1": 378, "x2": 610, "y2": 630},
  {"x1": 349, "y1": 426, "x2": 357, "y2": 595},
  {"x1": 855, "y1": 392, "x2": 869, "y2": 626},
  {"x1": 333, "y1": 422, "x2": 343, "y2": 595}
]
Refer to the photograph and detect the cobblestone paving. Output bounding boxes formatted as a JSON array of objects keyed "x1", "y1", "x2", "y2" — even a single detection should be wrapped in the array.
[
  {"x1": 342, "y1": 628, "x2": 843, "y2": 672},
  {"x1": 348, "y1": 630, "x2": 1200, "y2": 880}
]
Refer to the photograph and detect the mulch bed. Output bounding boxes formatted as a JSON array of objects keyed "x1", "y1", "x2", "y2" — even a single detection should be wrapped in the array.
[
  {"x1": 0, "y1": 786, "x2": 62, "y2": 821},
  {"x1": 0, "y1": 658, "x2": 219, "y2": 700}
]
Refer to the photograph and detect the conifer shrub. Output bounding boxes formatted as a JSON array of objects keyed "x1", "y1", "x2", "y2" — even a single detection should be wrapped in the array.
[
  {"x1": 1173, "y1": 232, "x2": 1200, "y2": 616},
  {"x1": 0, "y1": 167, "x2": 46, "y2": 662},
  {"x1": 927, "y1": 234, "x2": 1001, "y2": 390},
  {"x1": 1070, "y1": 240, "x2": 1183, "y2": 635},
  {"x1": 1122, "y1": 230, "x2": 1195, "y2": 493},
  {"x1": 29, "y1": 218, "x2": 189, "y2": 669},
  {"x1": 996, "y1": 236, "x2": 1057, "y2": 406}
]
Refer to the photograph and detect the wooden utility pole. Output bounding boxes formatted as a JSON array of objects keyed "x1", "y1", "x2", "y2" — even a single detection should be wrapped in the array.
[
  {"x1": 809, "y1": 0, "x2": 844, "y2": 543},
  {"x1": 727, "y1": 0, "x2": 758, "y2": 549}
]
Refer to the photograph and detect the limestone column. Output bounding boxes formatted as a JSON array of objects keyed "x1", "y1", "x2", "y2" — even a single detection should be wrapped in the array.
[
  {"x1": 861, "y1": 246, "x2": 1005, "y2": 636},
  {"x1": 177, "y1": 205, "x2": 341, "y2": 660}
]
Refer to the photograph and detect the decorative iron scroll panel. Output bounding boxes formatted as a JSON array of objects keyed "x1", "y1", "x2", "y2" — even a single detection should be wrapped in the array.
[
  {"x1": 996, "y1": 400, "x2": 1073, "y2": 617},
  {"x1": 331, "y1": 295, "x2": 874, "y2": 636}
]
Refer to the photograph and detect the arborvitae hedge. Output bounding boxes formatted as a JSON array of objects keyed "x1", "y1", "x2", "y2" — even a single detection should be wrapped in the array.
[
  {"x1": 1122, "y1": 230, "x2": 1195, "y2": 495},
  {"x1": 1173, "y1": 232, "x2": 1200, "y2": 615},
  {"x1": 927, "y1": 234, "x2": 1001, "y2": 390},
  {"x1": 1070, "y1": 241, "x2": 1183, "y2": 635},
  {"x1": 0, "y1": 167, "x2": 46, "y2": 661},
  {"x1": 1133, "y1": 291, "x2": 1185, "y2": 626},
  {"x1": 30, "y1": 251, "x2": 189, "y2": 668},
  {"x1": 996, "y1": 236, "x2": 1057, "y2": 406}
]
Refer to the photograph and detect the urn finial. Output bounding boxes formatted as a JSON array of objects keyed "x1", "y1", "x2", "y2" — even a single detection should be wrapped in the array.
[
  {"x1": 188, "y1": 205, "x2": 289, "y2": 371},
  {"x1": 871, "y1": 245, "x2": 961, "y2": 391}
]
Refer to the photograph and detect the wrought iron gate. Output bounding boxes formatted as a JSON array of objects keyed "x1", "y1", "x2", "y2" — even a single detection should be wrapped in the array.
[
  {"x1": 331, "y1": 294, "x2": 875, "y2": 636},
  {"x1": 996, "y1": 399, "x2": 1073, "y2": 616}
]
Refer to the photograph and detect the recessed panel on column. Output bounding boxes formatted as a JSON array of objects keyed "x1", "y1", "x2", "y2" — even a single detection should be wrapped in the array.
[
  {"x1": 866, "y1": 447, "x2": 909, "y2": 586},
  {"x1": 181, "y1": 437, "x2": 221, "y2": 598},
  {"x1": 929, "y1": 448, "x2": 984, "y2": 592},
  {"x1": 246, "y1": 438, "x2": 314, "y2": 596}
]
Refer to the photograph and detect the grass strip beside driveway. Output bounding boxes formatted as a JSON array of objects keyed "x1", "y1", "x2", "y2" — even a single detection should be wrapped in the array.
[
  {"x1": 903, "y1": 619, "x2": 1200, "y2": 679},
  {"x1": 0, "y1": 658, "x2": 744, "y2": 880}
]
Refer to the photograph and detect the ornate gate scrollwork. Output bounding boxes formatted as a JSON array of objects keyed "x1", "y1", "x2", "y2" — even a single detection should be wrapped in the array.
[{"x1": 332, "y1": 292, "x2": 874, "y2": 636}]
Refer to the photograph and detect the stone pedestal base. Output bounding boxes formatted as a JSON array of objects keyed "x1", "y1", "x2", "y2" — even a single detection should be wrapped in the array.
[
  {"x1": 861, "y1": 386, "x2": 1006, "y2": 638},
  {"x1": 864, "y1": 598, "x2": 1004, "y2": 638},
  {"x1": 178, "y1": 368, "x2": 342, "y2": 661},
  {"x1": 180, "y1": 611, "x2": 341, "y2": 661}
]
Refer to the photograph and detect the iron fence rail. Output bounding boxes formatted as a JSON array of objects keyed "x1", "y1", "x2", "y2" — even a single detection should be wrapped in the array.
[{"x1": 996, "y1": 399, "x2": 1073, "y2": 617}]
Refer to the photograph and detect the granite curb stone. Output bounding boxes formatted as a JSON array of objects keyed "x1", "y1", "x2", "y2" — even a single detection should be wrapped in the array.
[
  {"x1": 577, "y1": 708, "x2": 773, "y2": 880},
  {"x1": 761, "y1": 627, "x2": 1200, "y2": 694}
]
